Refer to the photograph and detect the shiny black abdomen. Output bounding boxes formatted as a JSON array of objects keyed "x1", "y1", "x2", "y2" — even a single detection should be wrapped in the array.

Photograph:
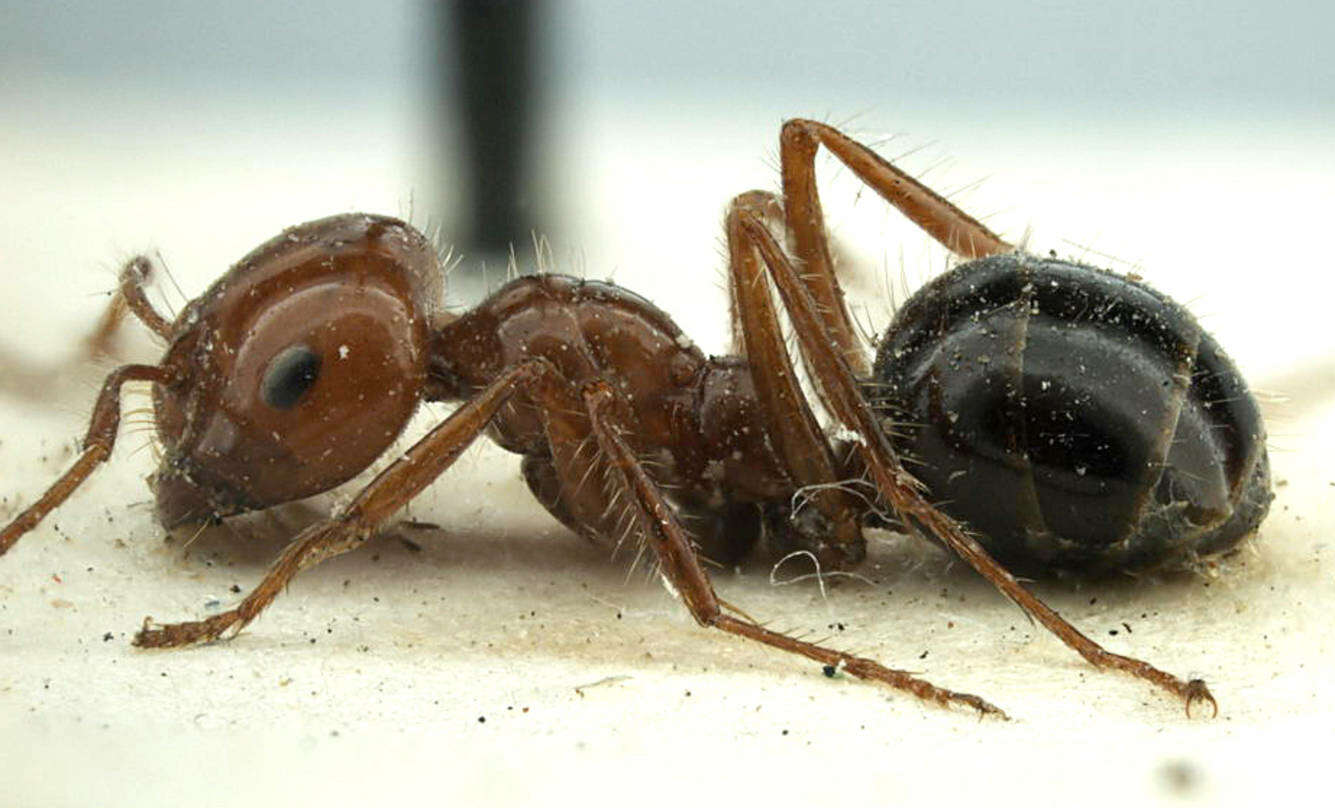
[{"x1": 870, "y1": 254, "x2": 1272, "y2": 576}]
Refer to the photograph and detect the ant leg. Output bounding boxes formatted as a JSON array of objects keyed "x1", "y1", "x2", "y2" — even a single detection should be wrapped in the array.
[
  {"x1": 773, "y1": 119, "x2": 1012, "y2": 372},
  {"x1": 733, "y1": 211, "x2": 1217, "y2": 718},
  {"x1": 724, "y1": 190, "x2": 784, "y2": 354},
  {"x1": 727, "y1": 188, "x2": 869, "y2": 376},
  {"x1": 724, "y1": 196, "x2": 866, "y2": 569},
  {"x1": 780, "y1": 119, "x2": 1013, "y2": 266},
  {"x1": 0, "y1": 259, "x2": 172, "y2": 400},
  {"x1": 133, "y1": 358, "x2": 554, "y2": 648},
  {"x1": 84, "y1": 256, "x2": 174, "y2": 357},
  {"x1": 581, "y1": 381, "x2": 1007, "y2": 718},
  {"x1": 0, "y1": 364, "x2": 177, "y2": 556}
]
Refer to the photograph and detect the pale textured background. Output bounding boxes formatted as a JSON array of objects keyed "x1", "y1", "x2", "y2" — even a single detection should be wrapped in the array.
[{"x1": 2, "y1": 2, "x2": 1333, "y2": 806}]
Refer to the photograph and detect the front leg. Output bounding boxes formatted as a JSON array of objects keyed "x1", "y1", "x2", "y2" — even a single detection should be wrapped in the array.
[
  {"x1": 1, "y1": 364, "x2": 177, "y2": 556},
  {"x1": 84, "y1": 255, "x2": 174, "y2": 357},
  {"x1": 135, "y1": 359, "x2": 554, "y2": 647}
]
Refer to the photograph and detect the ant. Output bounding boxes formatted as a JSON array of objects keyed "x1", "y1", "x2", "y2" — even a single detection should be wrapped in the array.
[{"x1": 0, "y1": 120, "x2": 1270, "y2": 719}]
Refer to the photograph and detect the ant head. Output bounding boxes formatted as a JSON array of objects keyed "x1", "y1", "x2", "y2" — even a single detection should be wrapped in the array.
[{"x1": 150, "y1": 214, "x2": 440, "y2": 527}]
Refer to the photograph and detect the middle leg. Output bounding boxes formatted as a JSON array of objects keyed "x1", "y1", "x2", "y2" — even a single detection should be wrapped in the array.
[
  {"x1": 578, "y1": 380, "x2": 1006, "y2": 717},
  {"x1": 723, "y1": 193, "x2": 867, "y2": 569}
]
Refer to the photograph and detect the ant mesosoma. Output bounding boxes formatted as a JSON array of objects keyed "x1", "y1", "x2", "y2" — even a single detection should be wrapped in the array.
[{"x1": 0, "y1": 120, "x2": 1270, "y2": 718}]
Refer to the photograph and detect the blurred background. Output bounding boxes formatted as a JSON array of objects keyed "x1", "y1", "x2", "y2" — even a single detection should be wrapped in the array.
[
  {"x1": 3, "y1": 0, "x2": 1333, "y2": 360},
  {"x1": 3, "y1": 3, "x2": 1334, "y2": 805}
]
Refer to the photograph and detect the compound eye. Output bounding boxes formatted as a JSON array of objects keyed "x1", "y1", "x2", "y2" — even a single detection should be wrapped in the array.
[{"x1": 261, "y1": 344, "x2": 322, "y2": 410}]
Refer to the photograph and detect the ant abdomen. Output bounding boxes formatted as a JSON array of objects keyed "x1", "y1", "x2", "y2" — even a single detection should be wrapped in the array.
[{"x1": 870, "y1": 253, "x2": 1272, "y2": 576}]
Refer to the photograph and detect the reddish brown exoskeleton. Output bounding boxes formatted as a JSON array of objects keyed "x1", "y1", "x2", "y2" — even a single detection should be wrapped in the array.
[{"x1": 1, "y1": 120, "x2": 1237, "y2": 718}]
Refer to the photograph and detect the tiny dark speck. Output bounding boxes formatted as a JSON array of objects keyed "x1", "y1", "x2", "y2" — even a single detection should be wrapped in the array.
[
  {"x1": 822, "y1": 665, "x2": 837, "y2": 678},
  {"x1": 477, "y1": 716, "x2": 486, "y2": 723}
]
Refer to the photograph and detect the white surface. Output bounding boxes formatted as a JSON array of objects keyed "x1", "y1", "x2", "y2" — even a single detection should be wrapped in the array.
[{"x1": 2, "y1": 88, "x2": 1333, "y2": 806}]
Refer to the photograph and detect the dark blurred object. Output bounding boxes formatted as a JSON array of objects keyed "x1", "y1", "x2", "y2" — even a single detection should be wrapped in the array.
[{"x1": 442, "y1": 0, "x2": 542, "y2": 257}]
